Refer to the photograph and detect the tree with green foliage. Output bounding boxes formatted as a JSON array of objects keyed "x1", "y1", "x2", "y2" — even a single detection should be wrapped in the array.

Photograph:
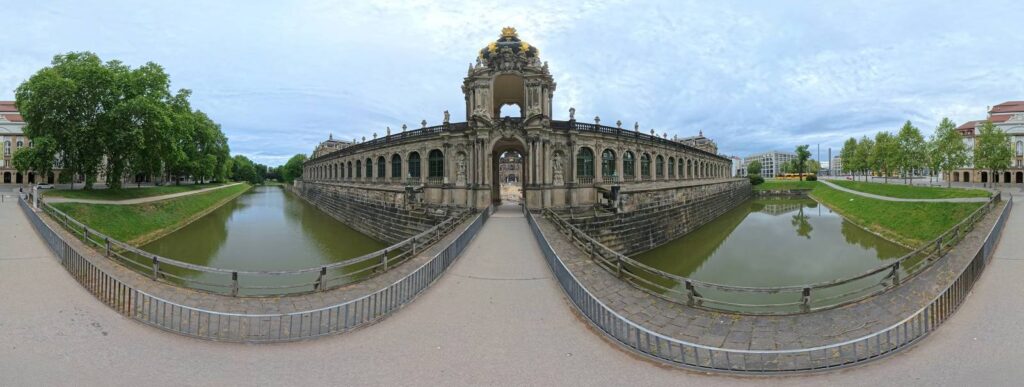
[
  {"x1": 281, "y1": 154, "x2": 308, "y2": 183},
  {"x1": 974, "y1": 121, "x2": 1012, "y2": 188},
  {"x1": 840, "y1": 137, "x2": 858, "y2": 178},
  {"x1": 805, "y1": 159, "x2": 820, "y2": 175},
  {"x1": 794, "y1": 145, "x2": 811, "y2": 181},
  {"x1": 871, "y1": 132, "x2": 897, "y2": 183},
  {"x1": 895, "y1": 121, "x2": 926, "y2": 185},
  {"x1": 931, "y1": 118, "x2": 970, "y2": 187},
  {"x1": 854, "y1": 135, "x2": 874, "y2": 182}
]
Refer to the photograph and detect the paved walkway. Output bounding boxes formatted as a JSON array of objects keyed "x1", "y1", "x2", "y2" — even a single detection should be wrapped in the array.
[
  {"x1": 3, "y1": 200, "x2": 1024, "y2": 385},
  {"x1": 819, "y1": 179, "x2": 991, "y2": 203},
  {"x1": 42, "y1": 183, "x2": 243, "y2": 205}
]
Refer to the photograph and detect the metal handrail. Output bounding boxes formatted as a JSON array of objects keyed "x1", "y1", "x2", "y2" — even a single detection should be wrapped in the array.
[
  {"x1": 525, "y1": 196, "x2": 1011, "y2": 373},
  {"x1": 21, "y1": 196, "x2": 492, "y2": 342},
  {"x1": 544, "y1": 191, "x2": 1001, "y2": 314},
  {"x1": 37, "y1": 193, "x2": 465, "y2": 297}
]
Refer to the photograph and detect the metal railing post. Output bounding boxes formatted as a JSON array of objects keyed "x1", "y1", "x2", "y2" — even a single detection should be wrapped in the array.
[
  {"x1": 382, "y1": 249, "x2": 389, "y2": 272},
  {"x1": 891, "y1": 261, "x2": 901, "y2": 286},
  {"x1": 685, "y1": 280, "x2": 695, "y2": 306},
  {"x1": 801, "y1": 287, "x2": 811, "y2": 313},
  {"x1": 105, "y1": 237, "x2": 110, "y2": 258},
  {"x1": 151, "y1": 256, "x2": 159, "y2": 280},
  {"x1": 316, "y1": 267, "x2": 326, "y2": 291},
  {"x1": 231, "y1": 272, "x2": 239, "y2": 297}
]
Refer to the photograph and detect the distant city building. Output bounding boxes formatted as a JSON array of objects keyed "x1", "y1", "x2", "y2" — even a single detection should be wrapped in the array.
[
  {"x1": 1, "y1": 101, "x2": 65, "y2": 185},
  {"x1": 953, "y1": 101, "x2": 1024, "y2": 184},
  {"x1": 677, "y1": 131, "x2": 718, "y2": 154},
  {"x1": 312, "y1": 134, "x2": 354, "y2": 158},
  {"x1": 831, "y1": 156, "x2": 843, "y2": 175},
  {"x1": 740, "y1": 151, "x2": 796, "y2": 178},
  {"x1": 729, "y1": 156, "x2": 742, "y2": 177}
]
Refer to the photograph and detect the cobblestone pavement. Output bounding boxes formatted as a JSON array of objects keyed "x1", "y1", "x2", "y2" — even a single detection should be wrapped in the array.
[
  {"x1": 43, "y1": 182, "x2": 244, "y2": 205},
  {"x1": 819, "y1": 179, "x2": 990, "y2": 203},
  {"x1": 536, "y1": 199, "x2": 1003, "y2": 352},
  {"x1": 3, "y1": 199, "x2": 1024, "y2": 385}
]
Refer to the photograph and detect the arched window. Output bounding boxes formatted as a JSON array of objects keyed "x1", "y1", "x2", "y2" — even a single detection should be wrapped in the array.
[
  {"x1": 687, "y1": 159, "x2": 692, "y2": 178},
  {"x1": 668, "y1": 157, "x2": 676, "y2": 178},
  {"x1": 348, "y1": 162, "x2": 353, "y2": 180},
  {"x1": 576, "y1": 148, "x2": 594, "y2": 178},
  {"x1": 656, "y1": 155, "x2": 665, "y2": 178},
  {"x1": 340, "y1": 163, "x2": 345, "y2": 179},
  {"x1": 391, "y1": 154, "x2": 402, "y2": 178},
  {"x1": 356, "y1": 160, "x2": 362, "y2": 178},
  {"x1": 428, "y1": 149, "x2": 444, "y2": 178},
  {"x1": 377, "y1": 156, "x2": 386, "y2": 179},
  {"x1": 16, "y1": 140, "x2": 23, "y2": 148},
  {"x1": 365, "y1": 158, "x2": 373, "y2": 178},
  {"x1": 623, "y1": 151, "x2": 635, "y2": 179},
  {"x1": 3, "y1": 141, "x2": 9, "y2": 155},
  {"x1": 601, "y1": 149, "x2": 616, "y2": 178},
  {"x1": 408, "y1": 152, "x2": 421, "y2": 178},
  {"x1": 1017, "y1": 141, "x2": 1023, "y2": 156},
  {"x1": 641, "y1": 153, "x2": 651, "y2": 178},
  {"x1": 678, "y1": 158, "x2": 684, "y2": 178}
]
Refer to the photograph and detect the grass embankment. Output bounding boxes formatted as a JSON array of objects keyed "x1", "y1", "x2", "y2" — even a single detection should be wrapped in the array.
[
  {"x1": 809, "y1": 184, "x2": 984, "y2": 247},
  {"x1": 51, "y1": 183, "x2": 251, "y2": 245},
  {"x1": 753, "y1": 179, "x2": 819, "y2": 191},
  {"x1": 829, "y1": 179, "x2": 990, "y2": 199},
  {"x1": 46, "y1": 182, "x2": 228, "y2": 201}
]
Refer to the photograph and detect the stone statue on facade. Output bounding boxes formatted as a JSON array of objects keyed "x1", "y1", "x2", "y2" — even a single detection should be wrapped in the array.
[
  {"x1": 421, "y1": 119, "x2": 427, "y2": 128},
  {"x1": 456, "y1": 153, "x2": 467, "y2": 186},
  {"x1": 594, "y1": 116, "x2": 600, "y2": 125},
  {"x1": 616, "y1": 120, "x2": 622, "y2": 128},
  {"x1": 386, "y1": 126, "x2": 391, "y2": 136},
  {"x1": 443, "y1": 110, "x2": 450, "y2": 124},
  {"x1": 402, "y1": 124, "x2": 407, "y2": 132},
  {"x1": 552, "y1": 153, "x2": 564, "y2": 186},
  {"x1": 373, "y1": 133, "x2": 377, "y2": 139},
  {"x1": 569, "y1": 107, "x2": 575, "y2": 121},
  {"x1": 634, "y1": 122, "x2": 639, "y2": 132}
]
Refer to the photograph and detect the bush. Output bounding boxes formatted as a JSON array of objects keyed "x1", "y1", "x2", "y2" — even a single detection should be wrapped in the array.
[
  {"x1": 748, "y1": 174, "x2": 764, "y2": 185},
  {"x1": 805, "y1": 174, "x2": 818, "y2": 181}
]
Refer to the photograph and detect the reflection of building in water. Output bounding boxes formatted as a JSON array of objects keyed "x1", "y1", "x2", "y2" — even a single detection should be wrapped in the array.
[
  {"x1": 758, "y1": 202, "x2": 807, "y2": 216},
  {"x1": 498, "y1": 152, "x2": 523, "y2": 184}
]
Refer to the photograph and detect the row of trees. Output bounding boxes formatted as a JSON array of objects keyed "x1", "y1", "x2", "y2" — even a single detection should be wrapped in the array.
[
  {"x1": 13, "y1": 52, "x2": 232, "y2": 189},
  {"x1": 839, "y1": 119, "x2": 1012, "y2": 187}
]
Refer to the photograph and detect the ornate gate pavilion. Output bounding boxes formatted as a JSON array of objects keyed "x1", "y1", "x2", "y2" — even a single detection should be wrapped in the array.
[{"x1": 303, "y1": 27, "x2": 732, "y2": 209}]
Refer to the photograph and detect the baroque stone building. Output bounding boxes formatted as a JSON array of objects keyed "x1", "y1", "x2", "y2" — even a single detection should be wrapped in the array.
[
  {"x1": 1, "y1": 101, "x2": 64, "y2": 185},
  {"x1": 301, "y1": 28, "x2": 733, "y2": 209},
  {"x1": 952, "y1": 101, "x2": 1024, "y2": 184}
]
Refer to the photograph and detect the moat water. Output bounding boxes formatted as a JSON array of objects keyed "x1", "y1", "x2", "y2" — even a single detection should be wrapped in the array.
[
  {"x1": 633, "y1": 196, "x2": 911, "y2": 312},
  {"x1": 141, "y1": 185, "x2": 385, "y2": 294}
]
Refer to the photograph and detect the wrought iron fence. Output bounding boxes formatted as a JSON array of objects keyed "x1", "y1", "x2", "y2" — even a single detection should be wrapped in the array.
[
  {"x1": 543, "y1": 192, "x2": 1002, "y2": 314},
  {"x1": 37, "y1": 196, "x2": 465, "y2": 297},
  {"x1": 525, "y1": 196, "x2": 1011, "y2": 373},
  {"x1": 21, "y1": 196, "x2": 491, "y2": 342}
]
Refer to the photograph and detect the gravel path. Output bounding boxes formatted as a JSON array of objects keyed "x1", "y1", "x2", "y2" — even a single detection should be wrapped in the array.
[
  {"x1": 43, "y1": 183, "x2": 244, "y2": 205},
  {"x1": 819, "y1": 179, "x2": 990, "y2": 203}
]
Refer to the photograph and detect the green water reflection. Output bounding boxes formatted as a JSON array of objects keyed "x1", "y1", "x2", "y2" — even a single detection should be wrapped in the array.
[
  {"x1": 140, "y1": 185, "x2": 385, "y2": 294},
  {"x1": 633, "y1": 197, "x2": 910, "y2": 311}
]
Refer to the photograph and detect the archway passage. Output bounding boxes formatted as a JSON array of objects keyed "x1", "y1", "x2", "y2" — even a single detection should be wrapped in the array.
[
  {"x1": 490, "y1": 137, "x2": 527, "y2": 205},
  {"x1": 1017, "y1": 171, "x2": 1023, "y2": 184}
]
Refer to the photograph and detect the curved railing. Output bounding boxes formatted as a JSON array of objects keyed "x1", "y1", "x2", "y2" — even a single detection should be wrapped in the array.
[
  {"x1": 38, "y1": 196, "x2": 465, "y2": 297},
  {"x1": 526, "y1": 197, "x2": 1011, "y2": 373},
  {"x1": 544, "y1": 192, "x2": 1001, "y2": 314},
  {"x1": 21, "y1": 196, "x2": 491, "y2": 342}
]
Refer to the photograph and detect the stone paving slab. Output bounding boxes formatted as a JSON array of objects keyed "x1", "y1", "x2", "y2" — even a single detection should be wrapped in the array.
[
  {"x1": 536, "y1": 200, "x2": 1004, "y2": 350},
  {"x1": 32, "y1": 203, "x2": 474, "y2": 316}
]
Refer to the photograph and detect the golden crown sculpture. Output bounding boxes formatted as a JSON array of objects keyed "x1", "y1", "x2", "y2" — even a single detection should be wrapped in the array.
[{"x1": 501, "y1": 26, "x2": 518, "y2": 38}]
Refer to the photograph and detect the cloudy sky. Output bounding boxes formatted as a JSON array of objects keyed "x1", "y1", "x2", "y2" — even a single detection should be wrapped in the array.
[{"x1": 4, "y1": 0, "x2": 1024, "y2": 165}]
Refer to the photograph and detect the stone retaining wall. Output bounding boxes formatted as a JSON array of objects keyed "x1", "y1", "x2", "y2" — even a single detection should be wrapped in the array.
[
  {"x1": 292, "y1": 180, "x2": 457, "y2": 244},
  {"x1": 564, "y1": 179, "x2": 751, "y2": 255}
]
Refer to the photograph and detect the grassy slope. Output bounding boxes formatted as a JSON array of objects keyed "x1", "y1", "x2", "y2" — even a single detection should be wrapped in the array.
[
  {"x1": 753, "y1": 179, "x2": 819, "y2": 190},
  {"x1": 809, "y1": 184, "x2": 983, "y2": 247},
  {"x1": 51, "y1": 183, "x2": 251, "y2": 245},
  {"x1": 830, "y1": 179, "x2": 989, "y2": 199},
  {"x1": 45, "y1": 183, "x2": 228, "y2": 200}
]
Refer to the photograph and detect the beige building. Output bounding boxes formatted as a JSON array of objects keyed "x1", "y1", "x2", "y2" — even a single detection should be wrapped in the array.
[
  {"x1": 952, "y1": 101, "x2": 1024, "y2": 184},
  {"x1": 1, "y1": 101, "x2": 64, "y2": 185},
  {"x1": 740, "y1": 151, "x2": 796, "y2": 178}
]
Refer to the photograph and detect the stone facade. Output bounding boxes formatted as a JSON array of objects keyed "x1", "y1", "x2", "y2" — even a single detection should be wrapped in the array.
[
  {"x1": 1, "y1": 101, "x2": 64, "y2": 185},
  {"x1": 952, "y1": 101, "x2": 1024, "y2": 184},
  {"x1": 301, "y1": 28, "x2": 733, "y2": 210},
  {"x1": 563, "y1": 179, "x2": 751, "y2": 255}
]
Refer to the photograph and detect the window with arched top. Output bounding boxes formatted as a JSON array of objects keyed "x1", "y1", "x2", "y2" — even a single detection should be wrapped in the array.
[
  {"x1": 377, "y1": 156, "x2": 386, "y2": 178},
  {"x1": 576, "y1": 148, "x2": 594, "y2": 177},
  {"x1": 356, "y1": 160, "x2": 362, "y2": 178},
  {"x1": 428, "y1": 150, "x2": 444, "y2": 178},
  {"x1": 16, "y1": 140, "x2": 23, "y2": 148},
  {"x1": 1017, "y1": 141, "x2": 1023, "y2": 156},
  {"x1": 656, "y1": 155, "x2": 665, "y2": 178},
  {"x1": 365, "y1": 158, "x2": 373, "y2": 178},
  {"x1": 391, "y1": 154, "x2": 402, "y2": 178},
  {"x1": 623, "y1": 151, "x2": 635, "y2": 178},
  {"x1": 601, "y1": 149, "x2": 616, "y2": 178},
  {"x1": 668, "y1": 157, "x2": 676, "y2": 178},
  {"x1": 408, "y1": 152, "x2": 421, "y2": 178},
  {"x1": 347, "y1": 162, "x2": 353, "y2": 179},
  {"x1": 641, "y1": 153, "x2": 651, "y2": 178}
]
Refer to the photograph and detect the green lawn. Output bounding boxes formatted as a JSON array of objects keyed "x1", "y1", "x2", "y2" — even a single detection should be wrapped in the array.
[
  {"x1": 829, "y1": 179, "x2": 990, "y2": 199},
  {"x1": 809, "y1": 184, "x2": 985, "y2": 247},
  {"x1": 753, "y1": 179, "x2": 819, "y2": 191},
  {"x1": 51, "y1": 183, "x2": 251, "y2": 245},
  {"x1": 45, "y1": 182, "x2": 229, "y2": 201}
]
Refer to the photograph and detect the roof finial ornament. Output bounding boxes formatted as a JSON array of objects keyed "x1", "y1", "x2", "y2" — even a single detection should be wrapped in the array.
[
  {"x1": 501, "y1": 26, "x2": 518, "y2": 38},
  {"x1": 329, "y1": 133, "x2": 333, "y2": 140},
  {"x1": 443, "y1": 110, "x2": 450, "y2": 124},
  {"x1": 421, "y1": 119, "x2": 427, "y2": 128},
  {"x1": 594, "y1": 116, "x2": 601, "y2": 126},
  {"x1": 616, "y1": 120, "x2": 622, "y2": 128},
  {"x1": 386, "y1": 126, "x2": 391, "y2": 136},
  {"x1": 402, "y1": 124, "x2": 407, "y2": 132},
  {"x1": 568, "y1": 107, "x2": 575, "y2": 121},
  {"x1": 699, "y1": 129, "x2": 704, "y2": 136},
  {"x1": 634, "y1": 122, "x2": 639, "y2": 132}
]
